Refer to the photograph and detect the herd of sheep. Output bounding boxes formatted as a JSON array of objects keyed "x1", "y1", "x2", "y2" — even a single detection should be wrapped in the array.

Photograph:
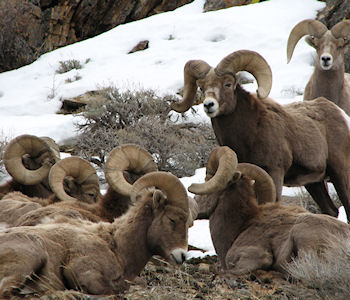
[{"x1": 0, "y1": 18, "x2": 350, "y2": 297}]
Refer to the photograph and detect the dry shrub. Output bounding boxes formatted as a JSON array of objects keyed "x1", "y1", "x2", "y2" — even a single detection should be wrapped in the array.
[
  {"x1": 56, "y1": 59, "x2": 83, "y2": 74},
  {"x1": 0, "y1": 133, "x2": 10, "y2": 181},
  {"x1": 283, "y1": 243, "x2": 350, "y2": 300},
  {"x1": 73, "y1": 86, "x2": 216, "y2": 177}
]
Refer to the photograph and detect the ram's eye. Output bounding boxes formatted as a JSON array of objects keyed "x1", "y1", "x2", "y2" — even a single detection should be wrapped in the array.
[
  {"x1": 224, "y1": 82, "x2": 232, "y2": 88},
  {"x1": 168, "y1": 217, "x2": 176, "y2": 225}
]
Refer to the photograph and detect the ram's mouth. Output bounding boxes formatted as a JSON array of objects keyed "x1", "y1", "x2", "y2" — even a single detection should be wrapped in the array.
[
  {"x1": 203, "y1": 98, "x2": 219, "y2": 118},
  {"x1": 168, "y1": 248, "x2": 187, "y2": 265},
  {"x1": 320, "y1": 54, "x2": 333, "y2": 70}
]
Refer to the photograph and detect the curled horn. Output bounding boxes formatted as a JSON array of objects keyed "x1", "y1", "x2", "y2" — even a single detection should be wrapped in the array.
[
  {"x1": 188, "y1": 146, "x2": 238, "y2": 195},
  {"x1": 104, "y1": 144, "x2": 158, "y2": 197},
  {"x1": 171, "y1": 60, "x2": 211, "y2": 113},
  {"x1": 130, "y1": 171, "x2": 189, "y2": 213},
  {"x1": 3, "y1": 134, "x2": 59, "y2": 185},
  {"x1": 287, "y1": 19, "x2": 328, "y2": 63},
  {"x1": 236, "y1": 163, "x2": 276, "y2": 204},
  {"x1": 40, "y1": 137, "x2": 61, "y2": 162},
  {"x1": 215, "y1": 50, "x2": 272, "y2": 99},
  {"x1": 331, "y1": 20, "x2": 350, "y2": 39},
  {"x1": 188, "y1": 147, "x2": 276, "y2": 204},
  {"x1": 49, "y1": 156, "x2": 99, "y2": 202}
]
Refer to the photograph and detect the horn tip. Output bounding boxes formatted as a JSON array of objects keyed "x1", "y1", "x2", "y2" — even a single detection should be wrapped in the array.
[
  {"x1": 170, "y1": 101, "x2": 185, "y2": 113},
  {"x1": 188, "y1": 183, "x2": 203, "y2": 195}
]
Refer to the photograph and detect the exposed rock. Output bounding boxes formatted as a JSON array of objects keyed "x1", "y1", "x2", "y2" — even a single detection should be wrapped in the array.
[
  {"x1": 0, "y1": 0, "x2": 45, "y2": 71},
  {"x1": 59, "y1": 90, "x2": 107, "y2": 114},
  {"x1": 203, "y1": 0, "x2": 254, "y2": 12},
  {"x1": 128, "y1": 40, "x2": 149, "y2": 54},
  {"x1": 0, "y1": 0, "x2": 194, "y2": 73}
]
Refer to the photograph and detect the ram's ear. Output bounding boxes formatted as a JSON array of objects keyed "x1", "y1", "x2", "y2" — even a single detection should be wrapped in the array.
[
  {"x1": 229, "y1": 171, "x2": 242, "y2": 185},
  {"x1": 305, "y1": 36, "x2": 317, "y2": 49},
  {"x1": 152, "y1": 189, "x2": 167, "y2": 209}
]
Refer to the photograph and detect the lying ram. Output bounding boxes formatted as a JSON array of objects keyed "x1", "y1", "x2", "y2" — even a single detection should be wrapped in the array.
[
  {"x1": 0, "y1": 171, "x2": 193, "y2": 298},
  {"x1": 287, "y1": 19, "x2": 350, "y2": 115},
  {"x1": 189, "y1": 146, "x2": 350, "y2": 275},
  {"x1": 171, "y1": 49, "x2": 350, "y2": 218},
  {"x1": 2, "y1": 144, "x2": 159, "y2": 227},
  {"x1": 0, "y1": 154, "x2": 101, "y2": 226},
  {"x1": 0, "y1": 134, "x2": 60, "y2": 199}
]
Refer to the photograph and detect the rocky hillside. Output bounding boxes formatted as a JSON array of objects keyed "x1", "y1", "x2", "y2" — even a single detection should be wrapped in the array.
[{"x1": 0, "y1": 0, "x2": 272, "y2": 73}]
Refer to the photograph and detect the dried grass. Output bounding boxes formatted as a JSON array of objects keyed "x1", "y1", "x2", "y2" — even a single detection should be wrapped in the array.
[{"x1": 283, "y1": 242, "x2": 350, "y2": 300}]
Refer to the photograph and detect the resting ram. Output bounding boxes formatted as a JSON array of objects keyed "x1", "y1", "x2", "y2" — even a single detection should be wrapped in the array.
[
  {"x1": 287, "y1": 19, "x2": 350, "y2": 115},
  {"x1": 171, "y1": 49, "x2": 350, "y2": 218},
  {"x1": 189, "y1": 146, "x2": 350, "y2": 275},
  {"x1": 0, "y1": 171, "x2": 193, "y2": 298},
  {"x1": 0, "y1": 134, "x2": 60, "y2": 199},
  {"x1": 2, "y1": 144, "x2": 159, "y2": 227},
  {"x1": 0, "y1": 154, "x2": 101, "y2": 226}
]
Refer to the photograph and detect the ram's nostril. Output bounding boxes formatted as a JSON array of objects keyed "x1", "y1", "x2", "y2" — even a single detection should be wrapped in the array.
[
  {"x1": 322, "y1": 56, "x2": 331, "y2": 62},
  {"x1": 204, "y1": 102, "x2": 214, "y2": 108}
]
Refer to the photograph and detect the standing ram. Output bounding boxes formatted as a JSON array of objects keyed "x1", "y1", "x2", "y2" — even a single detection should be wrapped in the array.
[
  {"x1": 189, "y1": 146, "x2": 350, "y2": 275},
  {"x1": 0, "y1": 171, "x2": 193, "y2": 298},
  {"x1": 287, "y1": 19, "x2": 350, "y2": 115},
  {"x1": 171, "y1": 49, "x2": 350, "y2": 218}
]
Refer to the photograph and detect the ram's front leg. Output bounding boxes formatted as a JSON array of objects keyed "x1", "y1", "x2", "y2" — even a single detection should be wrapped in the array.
[
  {"x1": 0, "y1": 248, "x2": 48, "y2": 298},
  {"x1": 225, "y1": 245, "x2": 273, "y2": 275},
  {"x1": 63, "y1": 256, "x2": 126, "y2": 295}
]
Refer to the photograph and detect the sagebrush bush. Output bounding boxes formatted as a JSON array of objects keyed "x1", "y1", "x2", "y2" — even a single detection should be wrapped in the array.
[
  {"x1": 56, "y1": 59, "x2": 83, "y2": 74},
  {"x1": 0, "y1": 133, "x2": 10, "y2": 180},
  {"x1": 73, "y1": 86, "x2": 217, "y2": 177},
  {"x1": 283, "y1": 245, "x2": 350, "y2": 299}
]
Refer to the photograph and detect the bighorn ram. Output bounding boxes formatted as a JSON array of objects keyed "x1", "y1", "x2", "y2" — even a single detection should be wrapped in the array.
[
  {"x1": 189, "y1": 146, "x2": 350, "y2": 275},
  {"x1": 0, "y1": 134, "x2": 60, "y2": 199},
  {"x1": 0, "y1": 171, "x2": 192, "y2": 297},
  {"x1": 171, "y1": 49, "x2": 350, "y2": 218},
  {"x1": 2, "y1": 144, "x2": 159, "y2": 227},
  {"x1": 0, "y1": 155, "x2": 101, "y2": 226},
  {"x1": 287, "y1": 19, "x2": 350, "y2": 115}
]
